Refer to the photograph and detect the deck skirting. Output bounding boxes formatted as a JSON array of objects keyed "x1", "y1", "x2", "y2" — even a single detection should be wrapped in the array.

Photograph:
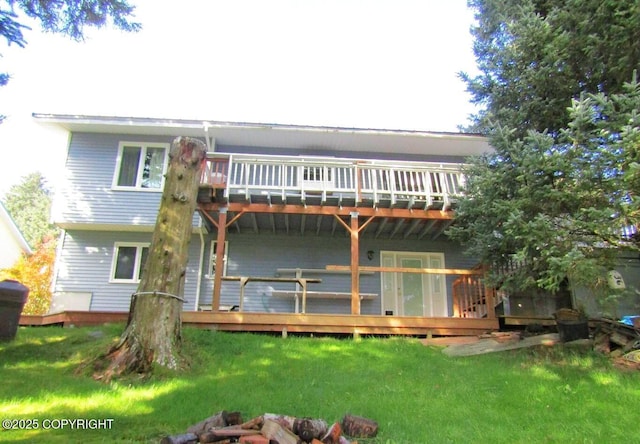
[{"x1": 20, "y1": 311, "x2": 498, "y2": 336}]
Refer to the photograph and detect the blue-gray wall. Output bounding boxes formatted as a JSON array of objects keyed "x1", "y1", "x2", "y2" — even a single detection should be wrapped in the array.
[
  {"x1": 54, "y1": 230, "x2": 202, "y2": 311},
  {"x1": 54, "y1": 228, "x2": 475, "y2": 315},
  {"x1": 57, "y1": 133, "x2": 203, "y2": 227},
  {"x1": 203, "y1": 233, "x2": 476, "y2": 315},
  {"x1": 53, "y1": 131, "x2": 475, "y2": 314},
  {"x1": 572, "y1": 252, "x2": 640, "y2": 318}
]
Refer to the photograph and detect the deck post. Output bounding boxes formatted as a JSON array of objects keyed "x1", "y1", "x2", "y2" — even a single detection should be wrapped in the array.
[
  {"x1": 212, "y1": 207, "x2": 228, "y2": 312},
  {"x1": 350, "y1": 211, "x2": 360, "y2": 315}
]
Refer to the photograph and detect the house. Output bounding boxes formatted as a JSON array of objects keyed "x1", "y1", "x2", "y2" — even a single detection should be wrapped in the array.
[
  {"x1": 0, "y1": 201, "x2": 32, "y2": 269},
  {"x1": 35, "y1": 113, "x2": 498, "y2": 335}
]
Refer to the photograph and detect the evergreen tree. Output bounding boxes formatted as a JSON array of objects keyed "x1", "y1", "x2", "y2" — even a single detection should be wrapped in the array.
[
  {"x1": 451, "y1": 0, "x2": 640, "y2": 294},
  {"x1": 2, "y1": 172, "x2": 57, "y2": 247},
  {"x1": 1, "y1": 0, "x2": 140, "y2": 120},
  {"x1": 450, "y1": 76, "x2": 640, "y2": 293},
  {"x1": 462, "y1": 0, "x2": 640, "y2": 137}
]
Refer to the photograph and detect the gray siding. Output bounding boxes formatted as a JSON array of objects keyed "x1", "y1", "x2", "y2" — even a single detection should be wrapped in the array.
[
  {"x1": 55, "y1": 229, "x2": 474, "y2": 315},
  {"x1": 57, "y1": 131, "x2": 466, "y2": 227},
  {"x1": 54, "y1": 230, "x2": 203, "y2": 311},
  {"x1": 57, "y1": 132, "x2": 200, "y2": 227},
  {"x1": 572, "y1": 252, "x2": 640, "y2": 318},
  {"x1": 55, "y1": 130, "x2": 474, "y2": 315},
  {"x1": 199, "y1": 232, "x2": 475, "y2": 316}
]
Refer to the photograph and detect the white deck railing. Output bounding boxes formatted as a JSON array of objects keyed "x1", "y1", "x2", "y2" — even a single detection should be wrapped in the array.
[{"x1": 201, "y1": 153, "x2": 465, "y2": 208}]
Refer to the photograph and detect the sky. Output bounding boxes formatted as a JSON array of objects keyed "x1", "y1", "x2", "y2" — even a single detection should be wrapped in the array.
[{"x1": 0, "y1": 0, "x2": 479, "y2": 196}]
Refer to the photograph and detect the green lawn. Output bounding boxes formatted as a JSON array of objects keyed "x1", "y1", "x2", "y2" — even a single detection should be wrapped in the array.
[{"x1": 0, "y1": 324, "x2": 638, "y2": 443}]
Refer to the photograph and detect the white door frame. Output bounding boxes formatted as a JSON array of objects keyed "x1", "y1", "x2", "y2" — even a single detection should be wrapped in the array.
[{"x1": 380, "y1": 251, "x2": 447, "y2": 316}]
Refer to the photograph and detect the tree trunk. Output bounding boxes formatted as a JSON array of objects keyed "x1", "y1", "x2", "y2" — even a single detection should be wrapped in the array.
[{"x1": 97, "y1": 137, "x2": 207, "y2": 380}]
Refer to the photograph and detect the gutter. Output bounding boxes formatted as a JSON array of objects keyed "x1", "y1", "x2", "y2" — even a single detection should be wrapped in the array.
[{"x1": 194, "y1": 216, "x2": 206, "y2": 311}]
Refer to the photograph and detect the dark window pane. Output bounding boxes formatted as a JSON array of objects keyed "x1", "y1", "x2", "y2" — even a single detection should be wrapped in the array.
[
  {"x1": 114, "y1": 246, "x2": 136, "y2": 279},
  {"x1": 138, "y1": 247, "x2": 149, "y2": 280},
  {"x1": 117, "y1": 146, "x2": 141, "y2": 187}
]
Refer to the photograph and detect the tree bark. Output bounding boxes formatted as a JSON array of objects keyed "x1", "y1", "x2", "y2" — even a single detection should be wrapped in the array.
[
  {"x1": 340, "y1": 414, "x2": 378, "y2": 438},
  {"x1": 96, "y1": 137, "x2": 207, "y2": 380}
]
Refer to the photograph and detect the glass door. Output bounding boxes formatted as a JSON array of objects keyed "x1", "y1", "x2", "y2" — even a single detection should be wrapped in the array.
[
  {"x1": 399, "y1": 256, "x2": 425, "y2": 316},
  {"x1": 380, "y1": 251, "x2": 447, "y2": 316}
]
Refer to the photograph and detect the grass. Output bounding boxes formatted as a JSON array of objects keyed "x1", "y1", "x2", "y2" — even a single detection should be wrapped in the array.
[{"x1": 1, "y1": 325, "x2": 639, "y2": 443}]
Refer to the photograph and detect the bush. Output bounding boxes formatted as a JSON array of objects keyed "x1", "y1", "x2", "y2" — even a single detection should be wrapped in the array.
[{"x1": 0, "y1": 237, "x2": 56, "y2": 314}]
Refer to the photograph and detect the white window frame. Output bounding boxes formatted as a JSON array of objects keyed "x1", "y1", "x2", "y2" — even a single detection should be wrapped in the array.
[
  {"x1": 112, "y1": 141, "x2": 170, "y2": 191},
  {"x1": 110, "y1": 242, "x2": 150, "y2": 283},
  {"x1": 207, "y1": 241, "x2": 228, "y2": 278}
]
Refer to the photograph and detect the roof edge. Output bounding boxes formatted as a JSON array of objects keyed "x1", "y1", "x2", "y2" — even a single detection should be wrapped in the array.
[{"x1": 32, "y1": 112, "x2": 487, "y2": 141}]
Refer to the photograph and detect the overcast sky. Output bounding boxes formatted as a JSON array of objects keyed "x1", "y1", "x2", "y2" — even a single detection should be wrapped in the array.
[{"x1": 0, "y1": 0, "x2": 479, "y2": 195}]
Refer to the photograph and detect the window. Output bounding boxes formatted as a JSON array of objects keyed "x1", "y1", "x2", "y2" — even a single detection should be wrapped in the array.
[
  {"x1": 110, "y1": 242, "x2": 150, "y2": 282},
  {"x1": 208, "y1": 241, "x2": 228, "y2": 278},
  {"x1": 113, "y1": 142, "x2": 169, "y2": 190}
]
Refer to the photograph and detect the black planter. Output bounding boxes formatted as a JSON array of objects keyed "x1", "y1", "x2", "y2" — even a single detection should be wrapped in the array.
[{"x1": 556, "y1": 319, "x2": 589, "y2": 342}]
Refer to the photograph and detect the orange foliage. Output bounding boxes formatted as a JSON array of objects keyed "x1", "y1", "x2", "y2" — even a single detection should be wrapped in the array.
[{"x1": 0, "y1": 238, "x2": 56, "y2": 315}]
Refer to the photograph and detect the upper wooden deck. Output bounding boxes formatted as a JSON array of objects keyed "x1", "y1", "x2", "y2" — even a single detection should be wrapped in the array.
[{"x1": 199, "y1": 153, "x2": 465, "y2": 210}]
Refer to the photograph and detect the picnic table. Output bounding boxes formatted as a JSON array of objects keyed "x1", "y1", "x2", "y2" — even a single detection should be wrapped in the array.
[{"x1": 221, "y1": 276, "x2": 321, "y2": 312}]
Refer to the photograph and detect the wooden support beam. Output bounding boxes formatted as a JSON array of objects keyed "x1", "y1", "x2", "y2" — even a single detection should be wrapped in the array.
[
  {"x1": 418, "y1": 219, "x2": 437, "y2": 239},
  {"x1": 333, "y1": 214, "x2": 350, "y2": 232},
  {"x1": 331, "y1": 215, "x2": 338, "y2": 236},
  {"x1": 389, "y1": 219, "x2": 405, "y2": 238},
  {"x1": 358, "y1": 215, "x2": 376, "y2": 234},
  {"x1": 198, "y1": 208, "x2": 219, "y2": 230},
  {"x1": 431, "y1": 220, "x2": 454, "y2": 240},
  {"x1": 200, "y1": 202, "x2": 454, "y2": 220},
  {"x1": 327, "y1": 265, "x2": 484, "y2": 275},
  {"x1": 403, "y1": 219, "x2": 422, "y2": 238},
  {"x1": 316, "y1": 214, "x2": 323, "y2": 235},
  {"x1": 225, "y1": 211, "x2": 246, "y2": 228},
  {"x1": 212, "y1": 209, "x2": 228, "y2": 311},
  {"x1": 350, "y1": 212, "x2": 360, "y2": 315},
  {"x1": 251, "y1": 213, "x2": 259, "y2": 234},
  {"x1": 284, "y1": 213, "x2": 290, "y2": 234},
  {"x1": 374, "y1": 217, "x2": 389, "y2": 238},
  {"x1": 269, "y1": 213, "x2": 276, "y2": 234}
]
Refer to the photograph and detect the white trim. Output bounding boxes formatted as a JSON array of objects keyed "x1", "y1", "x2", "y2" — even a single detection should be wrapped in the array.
[
  {"x1": 50, "y1": 229, "x2": 66, "y2": 294},
  {"x1": 111, "y1": 141, "x2": 170, "y2": 191},
  {"x1": 0, "y1": 201, "x2": 32, "y2": 254},
  {"x1": 109, "y1": 241, "x2": 150, "y2": 283},
  {"x1": 195, "y1": 227, "x2": 205, "y2": 311},
  {"x1": 379, "y1": 250, "x2": 447, "y2": 316},
  {"x1": 206, "y1": 240, "x2": 228, "y2": 278}
]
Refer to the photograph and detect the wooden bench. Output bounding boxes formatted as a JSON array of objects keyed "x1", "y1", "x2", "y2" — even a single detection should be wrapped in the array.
[
  {"x1": 198, "y1": 304, "x2": 238, "y2": 312},
  {"x1": 271, "y1": 290, "x2": 377, "y2": 313},
  {"x1": 221, "y1": 276, "x2": 321, "y2": 312},
  {"x1": 275, "y1": 268, "x2": 374, "y2": 276}
]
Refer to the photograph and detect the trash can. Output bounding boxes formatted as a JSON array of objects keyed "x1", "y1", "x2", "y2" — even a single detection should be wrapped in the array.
[{"x1": 0, "y1": 280, "x2": 29, "y2": 341}]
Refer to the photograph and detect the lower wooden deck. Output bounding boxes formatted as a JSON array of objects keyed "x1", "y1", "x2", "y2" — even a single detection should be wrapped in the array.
[{"x1": 20, "y1": 311, "x2": 499, "y2": 336}]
